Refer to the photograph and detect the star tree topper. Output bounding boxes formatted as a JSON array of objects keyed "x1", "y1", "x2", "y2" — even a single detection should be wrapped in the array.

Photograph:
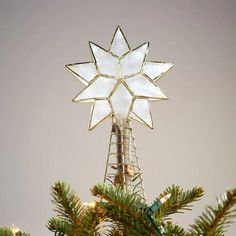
[{"x1": 66, "y1": 27, "x2": 173, "y2": 130}]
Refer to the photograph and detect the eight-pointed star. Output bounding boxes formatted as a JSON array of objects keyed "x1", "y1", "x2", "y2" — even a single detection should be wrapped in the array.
[{"x1": 66, "y1": 27, "x2": 173, "y2": 130}]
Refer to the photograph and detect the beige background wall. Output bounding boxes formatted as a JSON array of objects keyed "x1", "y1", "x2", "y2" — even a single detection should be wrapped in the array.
[{"x1": 0, "y1": 0, "x2": 235, "y2": 235}]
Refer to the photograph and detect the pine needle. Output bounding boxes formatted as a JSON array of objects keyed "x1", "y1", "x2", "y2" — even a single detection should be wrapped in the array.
[{"x1": 188, "y1": 188, "x2": 236, "y2": 235}]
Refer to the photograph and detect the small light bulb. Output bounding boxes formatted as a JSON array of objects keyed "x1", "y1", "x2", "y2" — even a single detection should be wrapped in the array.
[
  {"x1": 83, "y1": 201, "x2": 96, "y2": 208},
  {"x1": 11, "y1": 224, "x2": 20, "y2": 235},
  {"x1": 88, "y1": 202, "x2": 96, "y2": 208},
  {"x1": 160, "y1": 193, "x2": 171, "y2": 204}
]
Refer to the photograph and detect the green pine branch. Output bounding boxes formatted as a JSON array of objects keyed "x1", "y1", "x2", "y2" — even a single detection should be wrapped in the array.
[
  {"x1": 91, "y1": 184, "x2": 158, "y2": 235},
  {"x1": 155, "y1": 185, "x2": 204, "y2": 221},
  {"x1": 187, "y1": 188, "x2": 236, "y2": 236},
  {"x1": 50, "y1": 181, "x2": 84, "y2": 225},
  {"x1": 47, "y1": 217, "x2": 74, "y2": 235},
  {"x1": 48, "y1": 181, "x2": 102, "y2": 236},
  {"x1": 163, "y1": 222, "x2": 187, "y2": 236},
  {"x1": 0, "y1": 227, "x2": 30, "y2": 236},
  {"x1": 48, "y1": 182, "x2": 236, "y2": 236}
]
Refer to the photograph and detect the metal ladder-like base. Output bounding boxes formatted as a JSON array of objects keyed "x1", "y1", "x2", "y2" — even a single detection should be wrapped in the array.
[{"x1": 103, "y1": 119, "x2": 146, "y2": 202}]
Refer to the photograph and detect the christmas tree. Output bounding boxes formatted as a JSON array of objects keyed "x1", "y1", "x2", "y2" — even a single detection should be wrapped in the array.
[{"x1": 1, "y1": 27, "x2": 235, "y2": 236}]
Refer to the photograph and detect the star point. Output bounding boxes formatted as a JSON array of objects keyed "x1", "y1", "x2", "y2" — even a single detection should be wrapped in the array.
[{"x1": 110, "y1": 26, "x2": 130, "y2": 57}]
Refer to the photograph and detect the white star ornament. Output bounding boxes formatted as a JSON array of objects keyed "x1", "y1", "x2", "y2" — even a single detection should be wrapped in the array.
[{"x1": 66, "y1": 27, "x2": 173, "y2": 130}]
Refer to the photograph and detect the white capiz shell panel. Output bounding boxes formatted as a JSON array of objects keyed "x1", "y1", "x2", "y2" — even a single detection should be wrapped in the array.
[
  {"x1": 90, "y1": 43, "x2": 120, "y2": 77},
  {"x1": 110, "y1": 27, "x2": 130, "y2": 57},
  {"x1": 143, "y1": 62, "x2": 173, "y2": 80},
  {"x1": 126, "y1": 74, "x2": 168, "y2": 99},
  {"x1": 133, "y1": 99, "x2": 153, "y2": 128},
  {"x1": 74, "y1": 76, "x2": 117, "y2": 101},
  {"x1": 90, "y1": 100, "x2": 111, "y2": 129},
  {"x1": 67, "y1": 62, "x2": 97, "y2": 84},
  {"x1": 111, "y1": 84, "x2": 133, "y2": 119},
  {"x1": 121, "y1": 43, "x2": 148, "y2": 76}
]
